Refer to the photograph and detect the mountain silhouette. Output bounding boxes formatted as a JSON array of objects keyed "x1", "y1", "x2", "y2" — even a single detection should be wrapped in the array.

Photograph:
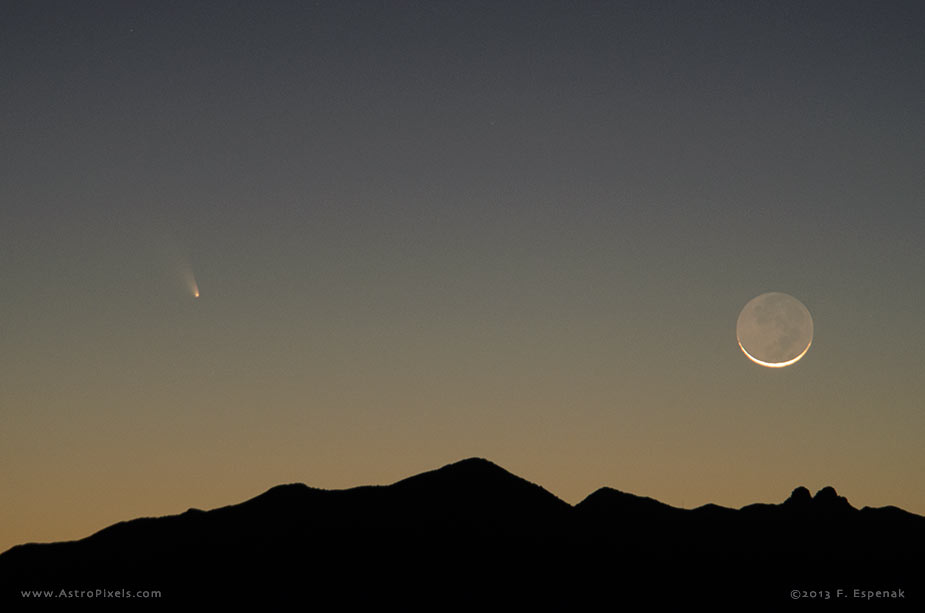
[{"x1": 2, "y1": 457, "x2": 921, "y2": 608}]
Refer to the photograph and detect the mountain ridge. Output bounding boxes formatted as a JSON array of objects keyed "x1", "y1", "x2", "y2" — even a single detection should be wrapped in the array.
[{"x1": 2, "y1": 457, "x2": 921, "y2": 608}]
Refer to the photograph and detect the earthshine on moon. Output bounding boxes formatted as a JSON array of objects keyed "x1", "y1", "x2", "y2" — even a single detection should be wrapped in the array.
[{"x1": 736, "y1": 292, "x2": 813, "y2": 368}]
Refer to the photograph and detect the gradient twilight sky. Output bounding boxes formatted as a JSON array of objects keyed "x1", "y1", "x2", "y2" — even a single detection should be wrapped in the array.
[{"x1": 2, "y1": 1, "x2": 924, "y2": 552}]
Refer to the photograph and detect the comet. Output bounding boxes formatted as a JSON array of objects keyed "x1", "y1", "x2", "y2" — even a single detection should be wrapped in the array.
[
  {"x1": 160, "y1": 234, "x2": 201, "y2": 300},
  {"x1": 182, "y1": 268, "x2": 200, "y2": 299}
]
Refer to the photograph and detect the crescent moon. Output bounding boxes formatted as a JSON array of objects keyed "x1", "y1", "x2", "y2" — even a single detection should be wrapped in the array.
[
  {"x1": 736, "y1": 292, "x2": 813, "y2": 368},
  {"x1": 738, "y1": 337, "x2": 812, "y2": 368}
]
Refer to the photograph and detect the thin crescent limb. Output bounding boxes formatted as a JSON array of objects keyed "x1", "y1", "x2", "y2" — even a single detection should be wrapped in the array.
[{"x1": 738, "y1": 339, "x2": 812, "y2": 368}]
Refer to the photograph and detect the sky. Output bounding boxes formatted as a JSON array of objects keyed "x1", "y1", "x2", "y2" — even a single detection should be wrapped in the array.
[{"x1": 2, "y1": 0, "x2": 924, "y2": 553}]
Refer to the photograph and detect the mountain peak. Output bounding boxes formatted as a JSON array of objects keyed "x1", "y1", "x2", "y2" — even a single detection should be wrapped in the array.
[
  {"x1": 389, "y1": 457, "x2": 571, "y2": 516},
  {"x1": 813, "y1": 486, "x2": 855, "y2": 511},
  {"x1": 576, "y1": 487, "x2": 682, "y2": 517},
  {"x1": 442, "y1": 456, "x2": 505, "y2": 472},
  {"x1": 393, "y1": 457, "x2": 524, "y2": 487},
  {"x1": 783, "y1": 486, "x2": 812, "y2": 507},
  {"x1": 781, "y1": 485, "x2": 855, "y2": 513}
]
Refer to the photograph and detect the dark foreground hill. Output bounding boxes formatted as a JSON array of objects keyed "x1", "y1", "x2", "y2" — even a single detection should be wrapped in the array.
[{"x1": 2, "y1": 458, "x2": 921, "y2": 608}]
